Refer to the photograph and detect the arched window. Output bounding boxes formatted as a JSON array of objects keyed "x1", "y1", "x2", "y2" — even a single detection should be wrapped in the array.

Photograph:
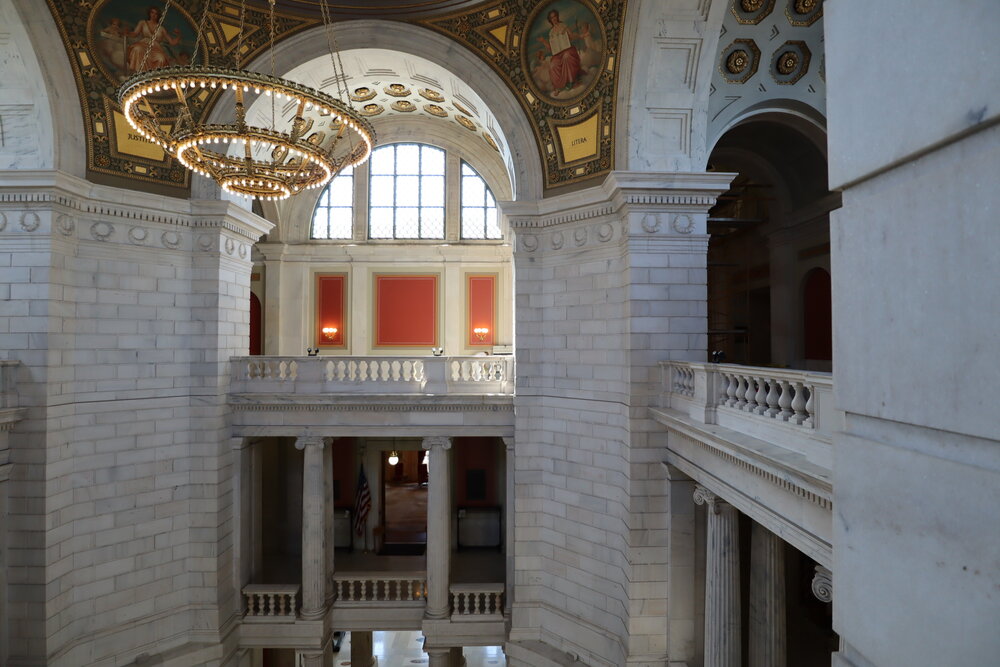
[
  {"x1": 369, "y1": 143, "x2": 445, "y2": 239},
  {"x1": 803, "y1": 268, "x2": 832, "y2": 360},
  {"x1": 311, "y1": 165, "x2": 353, "y2": 239},
  {"x1": 461, "y1": 162, "x2": 500, "y2": 239}
]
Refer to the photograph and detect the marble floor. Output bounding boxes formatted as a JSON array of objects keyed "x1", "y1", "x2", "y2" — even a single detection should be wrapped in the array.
[{"x1": 336, "y1": 630, "x2": 506, "y2": 666}]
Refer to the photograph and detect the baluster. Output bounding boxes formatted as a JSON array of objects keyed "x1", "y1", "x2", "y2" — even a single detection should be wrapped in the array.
[
  {"x1": 451, "y1": 360, "x2": 461, "y2": 382},
  {"x1": 791, "y1": 381, "x2": 807, "y2": 424},
  {"x1": 325, "y1": 360, "x2": 334, "y2": 381},
  {"x1": 754, "y1": 376, "x2": 768, "y2": 415},
  {"x1": 686, "y1": 368, "x2": 695, "y2": 396},
  {"x1": 278, "y1": 360, "x2": 287, "y2": 380},
  {"x1": 378, "y1": 360, "x2": 388, "y2": 381},
  {"x1": 289, "y1": 360, "x2": 298, "y2": 380},
  {"x1": 723, "y1": 373, "x2": 736, "y2": 406},
  {"x1": 778, "y1": 379, "x2": 793, "y2": 421},
  {"x1": 415, "y1": 360, "x2": 425, "y2": 382},
  {"x1": 804, "y1": 384, "x2": 815, "y2": 428},
  {"x1": 269, "y1": 593, "x2": 278, "y2": 616},
  {"x1": 764, "y1": 377, "x2": 780, "y2": 417},
  {"x1": 403, "y1": 360, "x2": 412, "y2": 381},
  {"x1": 738, "y1": 375, "x2": 751, "y2": 410},
  {"x1": 359, "y1": 361, "x2": 369, "y2": 382},
  {"x1": 390, "y1": 360, "x2": 401, "y2": 381},
  {"x1": 336, "y1": 360, "x2": 345, "y2": 380},
  {"x1": 477, "y1": 592, "x2": 485, "y2": 614},
  {"x1": 732, "y1": 375, "x2": 745, "y2": 409}
]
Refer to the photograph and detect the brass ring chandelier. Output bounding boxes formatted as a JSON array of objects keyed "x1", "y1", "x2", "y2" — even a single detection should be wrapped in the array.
[{"x1": 117, "y1": 0, "x2": 375, "y2": 201}]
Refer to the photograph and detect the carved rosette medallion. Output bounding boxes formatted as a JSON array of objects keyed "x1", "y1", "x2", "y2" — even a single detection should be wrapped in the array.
[
  {"x1": 391, "y1": 100, "x2": 417, "y2": 113},
  {"x1": 56, "y1": 214, "x2": 76, "y2": 236},
  {"x1": 384, "y1": 83, "x2": 412, "y2": 97},
  {"x1": 731, "y1": 0, "x2": 776, "y2": 24},
  {"x1": 361, "y1": 104, "x2": 385, "y2": 117},
  {"x1": 350, "y1": 87, "x2": 377, "y2": 102},
  {"x1": 786, "y1": 0, "x2": 823, "y2": 26},
  {"x1": 161, "y1": 231, "x2": 181, "y2": 249},
  {"x1": 550, "y1": 231, "x2": 564, "y2": 250},
  {"x1": 574, "y1": 227, "x2": 588, "y2": 246},
  {"x1": 0, "y1": 212, "x2": 7, "y2": 232},
  {"x1": 521, "y1": 234, "x2": 538, "y2": 252},
  {"x1": 770, "y1": 40, "x2": 811, "y2": 84},
  {"x1": 720, "y1": 39, "x2": 762, "y2": 84},
  {"x1": 641, "y1": 213, "x2": 661, "y2": 233}
]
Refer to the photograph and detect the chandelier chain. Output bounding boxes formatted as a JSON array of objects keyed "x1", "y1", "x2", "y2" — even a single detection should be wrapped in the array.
[
  {"x1": 235, "y1": 0, "x2": 247, "y2": 68},
  {"x1": 269, "y1": 0, "x2": 277, "y2": 128},
  {"x1": 192, "y1": 0, "x2": 212, "y2": 67},
  {"x1": 318, "y1": 0, "x2": 357, "y2": 162}
]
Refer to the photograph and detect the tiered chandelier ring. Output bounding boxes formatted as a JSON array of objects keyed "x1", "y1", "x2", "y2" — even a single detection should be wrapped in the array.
[{"x1": 118, "y1": 66, "x2": 375, "y2": 200}]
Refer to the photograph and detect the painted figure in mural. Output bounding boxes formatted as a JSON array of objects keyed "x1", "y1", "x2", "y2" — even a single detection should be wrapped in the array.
[
  {"x1": 126, "y1": 6, "x2": 182, "y2": 73},
  {"x1": 538, "y1": 10, "x2": 582, "y2": 92}
]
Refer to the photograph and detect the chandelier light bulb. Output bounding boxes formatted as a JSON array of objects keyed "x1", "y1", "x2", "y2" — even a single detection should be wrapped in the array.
[{"x1": 388, "y1": 451, "x2": 399, "y2": 467}]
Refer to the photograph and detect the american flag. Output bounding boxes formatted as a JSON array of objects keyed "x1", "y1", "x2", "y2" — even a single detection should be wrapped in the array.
[{"x1": 353, "y1": 465, "x2": 371, "y2": 537}]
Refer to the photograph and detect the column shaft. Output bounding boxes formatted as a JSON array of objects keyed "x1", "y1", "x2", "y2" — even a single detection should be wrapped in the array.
[
  {"x1": 351, "y1": 630, "x2": 374, "y2": 667},
  {"x1": 749, "y1": 522, "x2": 786, "y2": 667},
  {"x1": 695, "y1": 485, "x2": 741, "y2": 667},
  {"x1": 424, "y1": 436, "x2": 453, "y2": 619},
  {"x1": 298, "y1": 437, "x2": 326, "y2": 620},
  {"x1": 426, "y1": 648, "x2": 450, "y2": 667}
]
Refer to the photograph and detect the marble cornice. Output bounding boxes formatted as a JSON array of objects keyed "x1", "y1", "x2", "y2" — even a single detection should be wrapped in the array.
[
  {"x1": 0, "y1": 408, "x2": 27, "y2": 430},
  {"x1": 229, "y1": 396, "x2": 514, "y2": 412},
  {"x1": 0, "y1": 169, "x2": 273, "y2": 243}
]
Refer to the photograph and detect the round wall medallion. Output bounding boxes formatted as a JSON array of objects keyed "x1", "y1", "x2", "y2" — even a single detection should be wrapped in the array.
[
  {"x1": 197, "y1": 234, "x2": 214, "y2": 251},
  {"x1": 522, "y1": 234, "x2": 538, "y2": 252},
  {"x1": 641, "y1": 213, "x2": 661, "y2": 233},
  {"x1": 90, "y1": 221, "x2": 113, "y2": 241},
  {"x1": 597, "y1": 222, "x2": 613, "y2": 242},
  {"x1": 225, "y1": 237, "x2": 236, "y2": 255},
  {"x1": 771, "y1": 40, "x2": 811, "y2": 84},
  {"x1": 0, "y1": 212, "x2": 7, "y2": 232},
  {"x1": 20, "y1": 212, "x2": 40, "y2": 232},
  {"x1": 56, "y1": 214, "x2": 76, "y2": 236},
  {"x1": 574, "y1": 227, "x2": 588, "y2": 246},
  {"x1": 128, "y1": 226, "x2": 148, "y2": 244},
  {"x1": 238, "y1": 243, "x2": 248, "y2": 259},
  {"x1": 785, "y1": 0, "x2": 823, "y2": 26},
  {"x1": 161, "y1": 231, "x2": 181, "y2": 249},
  {"x1": 672, "y1": 214, "x2": 694, "y2": 234},
  {"x1": 551, "y1": 231, "x2": 564, "y2": 249}
]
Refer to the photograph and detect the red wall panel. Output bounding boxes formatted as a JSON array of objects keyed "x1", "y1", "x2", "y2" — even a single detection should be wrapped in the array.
[
  {"x1": 454, "y1": 437, "x2": 497, "y2": 506},
  {"x1": 467, "y1": 275, "x2": 496, "y2": 347},
  {"x1": 249, "y1": 292, "x2": 262, "y2": 355},
  {"x1": 375, "y1": 275, "x2": 438, "y2": 347},
  {"x1": 317, "y1": 274, "x2": 346, "y2": 347}
]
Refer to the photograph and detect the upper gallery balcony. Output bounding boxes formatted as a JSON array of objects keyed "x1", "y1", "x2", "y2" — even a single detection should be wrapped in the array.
[{"x1": 227, "y1": 355, "x2": 515, "y2": 438}]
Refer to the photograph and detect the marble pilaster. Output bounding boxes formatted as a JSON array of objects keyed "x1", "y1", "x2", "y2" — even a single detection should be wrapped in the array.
[
  {"x1": 694, "y1": 485, "x2": 741, "y2": 667},
  {"x1": 749, "y1": 522, "x2": 786, "y2": 667},
  {"x1": 424, "y1": 436, "x2": 453, "y2": 619}
]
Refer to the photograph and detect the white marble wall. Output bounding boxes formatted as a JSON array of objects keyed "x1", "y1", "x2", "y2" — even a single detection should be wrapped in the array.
[
  {"x1": 506, "y1": 171, "x2": 731, "y2": 666},
  {"x1": 826, "y1": 1, "x2": 1000, "y2": 665},
  {"x1": 0, "y1": 171, "x2": 270, "y2": 666}
]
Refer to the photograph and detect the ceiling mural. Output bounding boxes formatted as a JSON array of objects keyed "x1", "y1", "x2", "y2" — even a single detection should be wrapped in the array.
[
  {"x1": 45, "y1": 0, "x2": 626, "y2": 197},
  {"x1": 421, "y1": 0, "x2": 626, "y2": 191}
]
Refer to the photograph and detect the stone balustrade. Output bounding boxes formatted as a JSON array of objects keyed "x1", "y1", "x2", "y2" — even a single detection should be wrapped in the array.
[
  {"x1": 333, "y1": 572, "x2": 428, "y2": 604},
  {"x1": 450, "y1": 583, "x2": 504, "y2": 619},
  {"x1": 230, "y1": 355, "x2": 513, "y2": 396},
  {"x1": 661, "y1": 361, "x2": 839, "y2": 469},
  {"x1": 242, "y1": 584, "x2": 300, "y2": 619}
]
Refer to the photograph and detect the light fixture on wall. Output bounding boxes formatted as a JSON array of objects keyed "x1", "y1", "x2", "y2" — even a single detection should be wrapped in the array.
[
  {"x1": 117, "y1": 0, "x2": 375, "y2": 201},
  {"x1": 322, "y1": 326, "x2": 338, "y2": 341},
  {"x1": 473, "y1": 327, "x2": 490, "y2": 342},
  {"x1": 388, "y1": 450, "x2": 399, "y2": 466}
]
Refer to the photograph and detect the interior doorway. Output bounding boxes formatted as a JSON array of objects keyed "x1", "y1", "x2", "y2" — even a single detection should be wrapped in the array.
[{"x1": 379, "y1": 448, "x2": 428, "y2": 555}]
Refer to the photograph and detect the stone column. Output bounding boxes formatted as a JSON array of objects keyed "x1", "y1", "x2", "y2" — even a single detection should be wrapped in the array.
[
  {"x1": 502, "y1": 436, "x2": 514, "y2": 617},
  {"x1": 324, "y1": 439, "x2": 335, "y2": 605},
  {"x1": 296, "y1": 436, "x2": 327, "y2": 620},
  {"x1": 424, "y1": 436, "x2": 453, "y2": 619},
  {"x1": 350, "y1": 630, "x2": 374, "y2": 667},
  {"x1": 694, "y1": 485, "x2": 741, "y2": 667},
  {"x1": 297, "y1": 642, "x2": 332, "y2": 667},
  {"x1": 232, "y1": 438, "x2": 253, "y2": 615},
  {"x1": 426, "y1": 648, "x2": 450, "y2": 667},
  {"x1": 749, "y1": 522, "x2": 786, "y2": 667}
]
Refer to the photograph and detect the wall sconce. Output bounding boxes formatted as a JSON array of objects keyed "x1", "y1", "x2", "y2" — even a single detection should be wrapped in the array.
[
  {"x1": 431, "y1": 347, "x2": 444, "y2": 356},
  {"x1": 322, "y1": 326, "x2": 338, "y2": 341},
  {"x1": 473, "y1": 327, "x2": 489, "y2": 342},
  {"x1": 388, "y1": 450, "x2": 399, "y2": 466},
  {"x1": 306, "y1": 347, "x2": 319, "y2": 357}
]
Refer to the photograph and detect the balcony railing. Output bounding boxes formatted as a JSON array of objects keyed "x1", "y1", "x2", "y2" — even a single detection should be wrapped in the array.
[
  {"x1": 660, "y1": 361, "x2": 839, "y2": 469},
  {"x1": 333, "y1": 572, "x2": 428, "y2": 604},
  {"x1": 242, "y1": 584, "x2": 300, "y2": 621},
  {"x1": 450, "y1": 583, "x2": 504, "y2": 620},
  {"x1": 230, "y1": 355, "x2": 513, "y2": 396}
]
